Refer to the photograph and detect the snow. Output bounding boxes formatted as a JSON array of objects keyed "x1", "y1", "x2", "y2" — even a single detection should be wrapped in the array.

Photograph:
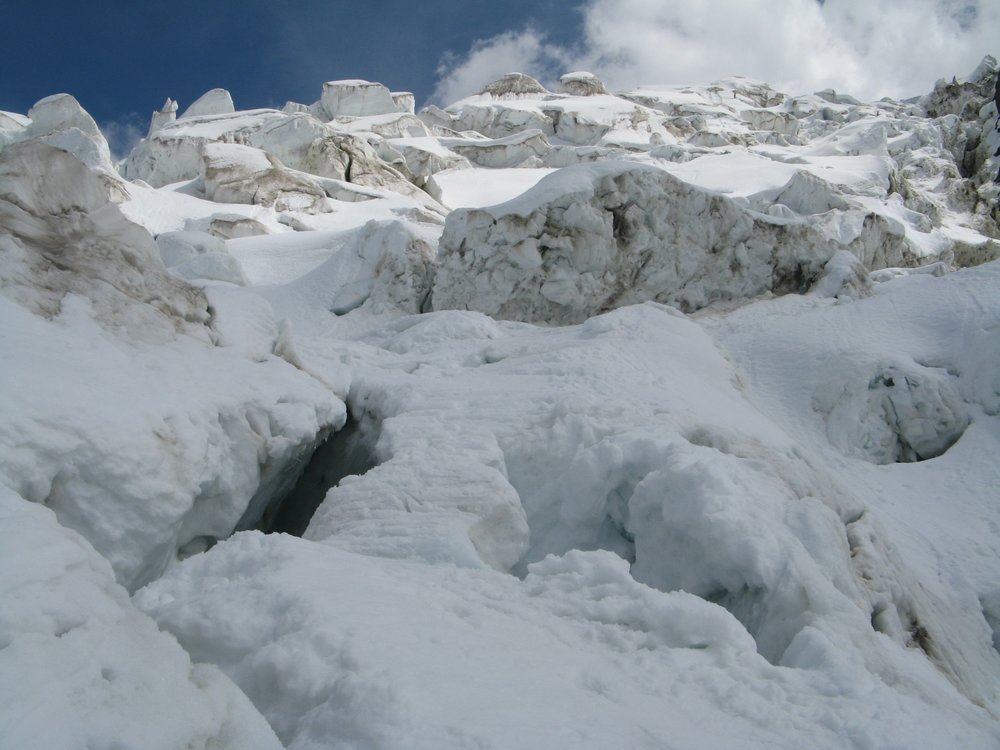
[
  {"x1": 427, "y1": 166, "x2": 556, "y2": 208},
  {"x1": 0, "y1": 485, "x2": 282, "y2": 750},
  {"x1": 0, "y1": 141, "x2": 344, "y2": 590},
  {"x1": 135, "y1": 530, "x2": 1000, "y2": 750},
  {"x1": 120, "y1": 178, "x2": 288, "y2": 236},
  {"x1": 3, "y1": 57, "x2": 1000, "y2": 749}
]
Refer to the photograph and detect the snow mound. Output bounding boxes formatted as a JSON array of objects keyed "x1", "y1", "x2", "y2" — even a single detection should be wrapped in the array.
[
  {"x1": 0, "y1": 272, "x2": 342, "y2": 592},
  {"x1": 134, "y1": 527, "x2": 1000, "y2": 750},
  {"x1": 0, "y1": 485, "x2": 282, "y2": 750},
  {"x1": 7, "y1": 60, "x2": 1000, "y2": 748},
  {"x1": 820, "y1": 361, "x2": 970, "y2": 464}
]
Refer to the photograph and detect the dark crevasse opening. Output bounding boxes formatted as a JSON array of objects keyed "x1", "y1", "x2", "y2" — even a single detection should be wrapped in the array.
[{"x1": 256, "y1": 411, "x2": 380, "y2": 537}]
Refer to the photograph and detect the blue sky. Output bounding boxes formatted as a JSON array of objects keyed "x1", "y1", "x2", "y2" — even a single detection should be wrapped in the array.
[
  {"x1": 1, "y1": 1, "x2": 580, "y2": 151},
  {"x1": 3, "y1": 1, "x2": 996, "y2": 157},
  {"x1": 1, "y1": 1, "x2": 580, "y2": 114}
]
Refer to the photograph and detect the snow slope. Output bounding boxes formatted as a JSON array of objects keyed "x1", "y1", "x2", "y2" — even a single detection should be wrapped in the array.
[{"x1": 2, "y1": 63, "x2": 999, "y2": 749}]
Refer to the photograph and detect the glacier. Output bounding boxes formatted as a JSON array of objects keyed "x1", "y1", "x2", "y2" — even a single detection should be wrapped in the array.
[{"x1": 1, "y1": 59, "x2": 999, "y2": 749}]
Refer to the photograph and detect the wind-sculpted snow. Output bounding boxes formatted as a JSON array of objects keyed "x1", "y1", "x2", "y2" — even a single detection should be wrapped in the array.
[{"x1": 432, "y1": 160, "x2": 918, "y2": 323}]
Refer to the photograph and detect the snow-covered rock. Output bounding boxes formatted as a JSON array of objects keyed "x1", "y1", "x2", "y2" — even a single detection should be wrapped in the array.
[
  {"x1": 0, "y1": 141, "x2": 208, "y2": 336},
  {"x1": 121, "y1": 108, "x2": 287, "y2": 187},
  {"x1": 246, "y1": 115, "x2": 433, "y2": 203},
  {"x1": 336, "y1": 111, "x2": 431, "y2": 139},
  {"x1": 446, "y1": 101, "x2": 555, "y2": 140},
  {"x1": 391, "y1": 91, "x2": 415, "y2": 114},
  {"x1": 809, "y1": 249, "x2": 873, "y2": 300},
  {"x1": 385, "y1": 137, "x2": 472, "y2": 182},
  {"x1": 740, "y1": 108, "x2": 799, "y2": 136},
  {"x1": 440, "y1": 129, "x2": 550, "y2": 168}
]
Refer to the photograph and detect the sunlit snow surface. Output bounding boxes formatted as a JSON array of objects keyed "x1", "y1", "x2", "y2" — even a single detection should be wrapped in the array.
[{"x1": 2, "y1": 67, "x2": 1000, "y2": 748}]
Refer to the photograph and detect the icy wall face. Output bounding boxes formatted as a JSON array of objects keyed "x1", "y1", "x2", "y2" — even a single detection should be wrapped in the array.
[{"x1": 432, "y1": 161, "x2": 919, "y2": 323}]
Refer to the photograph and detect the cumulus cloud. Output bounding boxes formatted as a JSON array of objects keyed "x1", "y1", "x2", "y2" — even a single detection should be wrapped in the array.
[
  {"x1": 432, "y1": 29, "x2": 570, "y2": 106},
  {"x1": 432, "y1": 0, "x2": 999, "y2": 104}
]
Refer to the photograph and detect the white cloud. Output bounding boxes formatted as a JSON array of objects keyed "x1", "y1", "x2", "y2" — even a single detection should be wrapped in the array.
[
  {"x1": 431, "y1": 28, "x2": 569, "y2": 105},
  {"x1": 432, "y1": 0, "x2": 999, "y2": 104}
]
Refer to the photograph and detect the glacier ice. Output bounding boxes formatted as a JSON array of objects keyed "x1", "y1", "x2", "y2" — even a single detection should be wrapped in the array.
[
  {"x1": 320, "y1": 79, "x2": 400, "y2": 119},
  {"x1": 431, "y1": 160, "x2": 921, "y2": 323},
  {"x1": 180, "y1": 88, "x2": 236, "y2": 120},
  {"x1": 2, "y1": 56, "x2": 1000, "y2": 750}
]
